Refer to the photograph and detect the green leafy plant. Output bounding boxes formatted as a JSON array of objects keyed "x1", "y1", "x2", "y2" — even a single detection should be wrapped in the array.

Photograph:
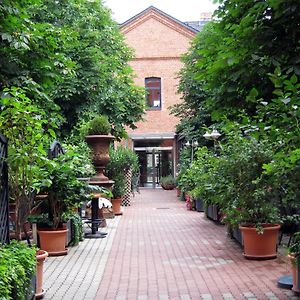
[
  {"x1": 0, "y1": 87, "x2": 59, "y2": 239},
  {"x1": 67, "y1": 213, "x2": 84, "y2": 246},
  {"x1": 160, "y1": 175, "x2": 176, "y2": 190},
  {"x1": 85, "y1": 115, "x2": 112, "y2": 136},
  {"x1": 0, "y1": 241, "x2": 36, "y2": 300},
  {"x1": 106, "y1": 146, "x2": 139, "y2": 198},
  {"x1": 41, "y1": 144, "x2": 94, "y2": 229},
  {"x1": 289, "y1": 232, "x2": 300, "y2": 258}
]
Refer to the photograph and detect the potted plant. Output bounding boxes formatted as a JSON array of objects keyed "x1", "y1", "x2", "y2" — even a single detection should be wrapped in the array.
[
  {"x1": 106, "y1": 146, "x2": 139, "y2": 212},
  {"x1": 215, "y1": 135, "x2": 281, "y2": 259},
  {"x1": 0, "y1": 88, "x2": 55, "y2": 241},
  {"x1": 289, "y1": 232, "x2": 300, "y2": 294},
  {"x1": 106, "y1": 146, "x2": 128, "y2": 215},
  {"x1": 37, "y1": 145, "x2": 91, "y2": 256},
  {"x1": 160, "y1": 175, "x2": 176, "y2": 190},
  {"x1": 110, "y1": 172, "x2": 126, "y2": 215},
  {"x1": 83, "y1": 115, "x2": 115, "y2": 183}
]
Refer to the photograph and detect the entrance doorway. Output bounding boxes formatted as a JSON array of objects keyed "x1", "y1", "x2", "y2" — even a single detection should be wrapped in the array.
[{"x1": 135, "y1": 147, "x2": 173, "y2": 188}]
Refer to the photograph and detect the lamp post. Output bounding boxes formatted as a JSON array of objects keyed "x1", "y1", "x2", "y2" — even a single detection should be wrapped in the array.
[
  {"x1": 203, "y1": 129, "x2": 221, "y2": 154},
  {"x1": 185, "y1": 139, "x2": 198, "y2": 163}
]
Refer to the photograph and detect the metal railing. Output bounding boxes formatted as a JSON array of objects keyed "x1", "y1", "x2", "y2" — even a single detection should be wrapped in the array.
[{"x1": 0, "y1": 134, "x2": 9, "y2": 244}]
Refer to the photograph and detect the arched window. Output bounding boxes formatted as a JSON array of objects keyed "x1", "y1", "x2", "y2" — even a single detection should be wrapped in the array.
[{"x1": 145, "y1": 77, "x2": 161, "y2": 109}]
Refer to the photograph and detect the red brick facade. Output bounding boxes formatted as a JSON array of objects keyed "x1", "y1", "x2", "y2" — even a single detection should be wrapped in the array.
[{"x1": 121, "y1": 7, "x2": 196, "y2": 138}]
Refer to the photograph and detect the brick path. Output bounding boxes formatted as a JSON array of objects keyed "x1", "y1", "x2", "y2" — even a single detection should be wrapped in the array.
[
  {"x1": 43, "y1": 216, "x2": 121, "y2": 299},
  {"x1": 43, "y1": 189, "x2": 300, "y2": 300},
  {"x1": 94, "y1": 189, "x2": 298, "y2": 300}
]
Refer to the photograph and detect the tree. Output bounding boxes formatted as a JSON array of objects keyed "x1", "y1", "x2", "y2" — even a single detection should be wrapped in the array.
[
  {"x1": 175, "y1": 0, "x2": 300, "y2": 129},
  {"x1": 30, "y1": 0, "x2": 145, "y2": 136},
  {"x1": 0, "y1": 0, "x2": 145, "y2": 137}
]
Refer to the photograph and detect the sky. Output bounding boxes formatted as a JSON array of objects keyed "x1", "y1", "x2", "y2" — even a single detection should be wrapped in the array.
[{"x1": 103, "y1": 0, "x2": 219, "y2": 24}]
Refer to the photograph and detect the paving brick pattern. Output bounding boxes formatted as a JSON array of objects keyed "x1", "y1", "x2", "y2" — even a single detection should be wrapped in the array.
[
  {"x1": 95, "y1": 189, "x2": 300, "y2": 300},
  {"x1": 43, "y1": 216, "x2": 121, "y2": 300}
]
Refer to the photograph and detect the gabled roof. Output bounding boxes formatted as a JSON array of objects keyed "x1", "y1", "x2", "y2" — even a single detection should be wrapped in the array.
[{"x1": 120, "y1": 6, "x2": 198, "y2": 38}]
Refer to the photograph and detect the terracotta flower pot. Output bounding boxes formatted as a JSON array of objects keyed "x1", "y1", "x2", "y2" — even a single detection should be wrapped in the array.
[
  {"x1": 289, "y1": 254, "x2": 300, "y2": 294},
  {"x1": 38, "y1": 229, "x2": 68, "y2": 256},
  {"x1": 111, "y1": 198, "x2": 123, "y2": 216},
  {"x1": 176, "y1": 187, "x2": 181, "y2": 197},
  {"x1": 36, "y1": 250, "x2": 48, "y2": 299},
  {"x1": 239, "y1": 224, "x2": 280, "y2": 259}
]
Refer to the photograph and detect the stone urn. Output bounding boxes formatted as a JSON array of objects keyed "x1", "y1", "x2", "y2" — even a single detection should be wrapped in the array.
[{"x1": 85, "y1": 135, "x2": 115, "y2": 182}]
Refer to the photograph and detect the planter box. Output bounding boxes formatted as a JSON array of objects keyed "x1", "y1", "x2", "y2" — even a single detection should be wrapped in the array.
[
  {"x1": 65, "y1": 219, "x2": 72, "y2": 246},
  {"x1": 11, "y1": 273, "x2": 36, "y2": 300},
  {"x1": 27, "y1": 274, "x2": 36, "y2": 300},
  {"x1": 205, "y1": 204, "x2": 220, "y2": 222},
  {"x1": 231, "y1": 226, "x2": 243, "y2": 246},
  {"x1": 195, "y1": 198, "x2": 204, "y2": 212}
]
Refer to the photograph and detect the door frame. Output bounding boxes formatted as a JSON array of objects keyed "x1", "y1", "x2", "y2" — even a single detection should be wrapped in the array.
[{"x1": 134, "y1": 147, "x2": 174, "y2": 188}]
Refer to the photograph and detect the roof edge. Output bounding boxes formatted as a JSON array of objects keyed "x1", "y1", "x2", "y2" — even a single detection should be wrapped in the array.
[{"x1": 120, "y1": 6, "x2": 199, "y2": 34}]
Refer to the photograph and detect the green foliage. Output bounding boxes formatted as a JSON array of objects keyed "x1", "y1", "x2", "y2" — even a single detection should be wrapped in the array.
[
  {"x1": 67, "y1": 213, "x2": 84, "y2": 246},
  {"x1": 29, "y1": 0, "x2": 145, "y2": 136},
  {"x1": 289, "y1": 232, "x2": 300, "y2": 257},
  {"x1": 0, "y1": 87, "x2": 59, "y2": 239},
  {"x1": 0, "y1": 241, "x2": 36, "y2": 300},
  {"x1": 160, "y1": 175, "x2": 176, "y2": 186},
  {"x1": 85, "y1": 115, "x2": 111, "y2": 135},
  {"x1": 184, "y1": 133, "x2": 280, "y2": 230},
  {"x1": 42, "y1": 144, "x2": 94, "y2": 229},
  {"x1": 106, "y1": 146, "x2": 139, "y2": 198},
  {"x1": 175, "y1": 0, "x2": 300, "y2": 134},
  {"x1": 0, "y1": 0, "x2": 145, "y2": 139},
  {"x1": 175, "y1": 0, "x2": 300, "y2": 227}
]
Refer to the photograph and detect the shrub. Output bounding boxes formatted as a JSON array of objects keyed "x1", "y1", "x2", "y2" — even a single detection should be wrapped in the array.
[
  {"x1": 0, "y1": 241, "x2": 36, "y2": 300},
  {"x1": 106, "y1": 146, "x2": 139, "y2": 198},
  {"x1": 160, "y1": 175, "x2": 176, "y2": 186},
  {"x1": 86, "y1": 115, "x2": 111, "y2": 135}
]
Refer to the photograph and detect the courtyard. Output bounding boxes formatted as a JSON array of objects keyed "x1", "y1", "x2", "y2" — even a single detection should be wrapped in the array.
[{"x1": 43, "y1": 189, "x2": 296, "y2": 300}]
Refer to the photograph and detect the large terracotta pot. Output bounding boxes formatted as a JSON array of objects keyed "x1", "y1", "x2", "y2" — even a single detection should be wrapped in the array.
[
  {"x1": 239, "y1": 224, "x2": 280, "y2": 259},
  {"x1": 111, "y1": 198, "x2": 123, "y2": 216},
  {"x1": 38, "y1": 229, "x2": 68, "y2": 256},
  {"x1": 85, "y1": 135, "x2": 115, "y2": 182},
  {"x1": 289, "y1": 254, "x2": 300, "y2": 294},
  {"x1": 36, "y1": 250, "x2": 48, "y2": 299}
]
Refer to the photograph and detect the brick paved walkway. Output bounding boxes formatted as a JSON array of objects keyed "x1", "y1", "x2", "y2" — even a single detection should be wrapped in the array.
[
  {"x1": 43, "y1": 215, "x2": 121, "y2": 299},
  {"x1": 94, "y1": 189, "x2": 298, "y2": 300},
  {"x1": 43, "y1": 189, "x2": 300, "y2": 300}
]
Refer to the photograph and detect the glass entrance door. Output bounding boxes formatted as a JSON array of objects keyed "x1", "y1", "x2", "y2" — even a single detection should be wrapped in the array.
[{"x1": 135, "y1": 148, "x2": 173, "y2": 188}]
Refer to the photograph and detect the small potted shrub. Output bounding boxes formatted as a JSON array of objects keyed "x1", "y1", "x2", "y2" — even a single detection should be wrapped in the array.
[
  {"x1": 106, "y1": 146, "x2": 128, "y2": 215},
  {"x1": 84, "y1": 115, "x2": 115, "y2": 182},
  {"x1": 160, "y1": 175, "x2": 176, "y2": 190},
  {"x1": 111, "y1": 173, "x2": 126, "y2": 215},
  {"x1": 289, "y1": 232, "x2": 300, "y2": 294}
]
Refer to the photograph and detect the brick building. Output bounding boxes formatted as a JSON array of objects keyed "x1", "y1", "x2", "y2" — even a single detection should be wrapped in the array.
[{"x1": 120, "y1": 6, "x2": 201, "y2": 187}]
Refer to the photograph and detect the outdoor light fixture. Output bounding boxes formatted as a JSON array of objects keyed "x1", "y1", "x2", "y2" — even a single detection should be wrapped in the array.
[
  {"x1": 185, "y1": 139, "x2": 199, "y2": 163},
  {"x1": 203, "y1": 132, "x2": 211, "y2": 140},
  {"x1": 210, "y1": 129, "x2": 221, "y2": 140},
  {"x1": 203, "y1": 129, "x2": 221, "y2": 140}
]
